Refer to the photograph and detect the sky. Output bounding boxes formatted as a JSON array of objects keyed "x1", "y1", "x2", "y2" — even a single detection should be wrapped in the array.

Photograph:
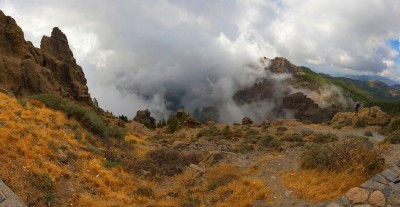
[{"x1": 1, "y1": 0, "x2": 400, "y2": 121}]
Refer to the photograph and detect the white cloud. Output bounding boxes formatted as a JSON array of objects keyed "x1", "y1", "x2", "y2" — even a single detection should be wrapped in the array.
[{"x1": 2, "y1": 0, "x2": 400, "y2": 120}]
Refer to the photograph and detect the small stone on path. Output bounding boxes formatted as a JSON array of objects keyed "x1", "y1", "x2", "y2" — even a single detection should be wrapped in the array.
[
  {"x1": 346, "y1": 187, "x2": 369, "y2": 204},
  {"x1": 368, "y1": 191, "x2": 386, "y2": 207}
]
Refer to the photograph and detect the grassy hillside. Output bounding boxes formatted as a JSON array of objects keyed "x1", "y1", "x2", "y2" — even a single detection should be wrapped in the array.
[{"x1": 293, "y1": 67, "x2": 400, "y2": 107}]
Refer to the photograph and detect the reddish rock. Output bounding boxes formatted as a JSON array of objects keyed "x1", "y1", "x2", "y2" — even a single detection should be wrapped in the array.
[
  {"x1": 345, "y1": 187, "x2": 369, "y2": 204},
  {"x1": 283, "y1": 92, "x2": 338, "y2": 123},
  {"x1": 368, "y1": 191, "x2": 385, "y2": 207},
  {"x1": 0, "y1": 10, "x2": 91, "y2": 104}
]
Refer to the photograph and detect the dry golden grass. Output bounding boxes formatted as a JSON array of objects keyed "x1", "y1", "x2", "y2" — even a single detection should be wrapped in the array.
[
  {"x1": 0, "y1": 93, "x2": 149, "y2": 206},
  {"x1": 280, "y1": 169, "x2": 367, "y2": 202},
  {"x1": 168, "y1": 164, "x2": 271, "y2": 207}
]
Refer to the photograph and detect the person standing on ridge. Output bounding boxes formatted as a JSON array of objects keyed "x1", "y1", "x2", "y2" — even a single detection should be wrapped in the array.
[{"x1": 354, "y1": 101, "x2": 361, "y2": 115}]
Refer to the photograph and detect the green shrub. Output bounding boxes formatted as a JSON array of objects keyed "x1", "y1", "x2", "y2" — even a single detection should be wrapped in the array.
[
  {"x1": 313, "y1": 133, "x2": 338, "y2": 143},
  {"x1": 382, "y1": 118, "x2": 400, "y2": 135},
  {"x1": 364, "y1": 131, "x2": 373, "y2": 137},
  {"x1": 134, "y1": 149, "x2": 202, "y2": 177},
  {"x1": 300, "y1": 129, "x2": 314, "y2": 137},
  {"x1": 353, "y1": 117, "x2": 368, "y2": 128},
  {"x1": 244, "y1": 128, "x2": 261, "y2": 143},
  {"x1": 221, "y1": 125, "x2": 232, "y2": 138},
  {"x1": 300, "y1": 139, "x2": 385, "y2": 175},
  {"x1": 384, "y1": 130, "x2": 400, "y2": 144},
  {"x1": 31, "y1": 94, "x2": 125, "y2": 139},
  {"x1": 196, "y1": 126, "x2": 221, "y2": 138},
  {"x1": 277, "y1": 126, "x2": 288, "y2": 132},
  {"x1": 260, "y1": 135, "x2": 282, "y2": 150},
  {"x1": 45, "y1": 193, "x2": 56, "y2": 205},
  {"x1": 282, "y1": 133, "x2": 304, "y2": 142},
  {"x1": 118, "y1": 115, "x2": 129, "y2": 122},
  {"x1": 235, "y1": 142, "x2": 254, "y2": 153}
]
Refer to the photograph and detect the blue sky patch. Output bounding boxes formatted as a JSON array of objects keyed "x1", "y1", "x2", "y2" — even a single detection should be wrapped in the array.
[{"x1": 389, "y1": 39, "x2": 400, "y2": 64}]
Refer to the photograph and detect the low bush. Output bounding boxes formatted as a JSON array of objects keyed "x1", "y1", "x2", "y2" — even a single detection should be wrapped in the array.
[
  {"x1": 364, "y1": 131, "x2": 373, "y2": 137},
  {"x1": 300, "y1": 129, "x2": 314, "y2": 137},
  {"x1": 277, "y1": 126, "x2": 288, "y2": 132},
  {"x1": 260, "y1": 135, "x2": 282, "y2": 150},
  {"x1": 31, "y1": 94, "x2": 126, "y2": 139},
  {"x1": 134, "y1": 149, "x2": 202, "y2": 177},
  {"x1": 384, "y1": 130, "x2": 400, "y2": 144},
  {"x1": 234, "y1": 142, "x2": 254, "y2": 153},
  {"x1": 136, "y1": 187, "x2": 154, "y2": 198},
  {"x1": 300, "y1": 139, "x2": 385, "y2": 175},
  {"x1": 196, "y1": 126, "x2": 221, "y2": 138},
  {"x1": 381, "y1": 118, "x2": 400, "y2": 135},
  {"x1": 312, "y1": 133, "x2": 338, "y2": 143},
  {"x1": 282, "y1": 133, "x2": 304, "y2": 142}
]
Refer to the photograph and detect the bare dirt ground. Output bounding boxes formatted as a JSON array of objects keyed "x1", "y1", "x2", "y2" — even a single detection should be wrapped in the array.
[{"x1": 131, "y1": 120, "x2": 400, "y2": 207}]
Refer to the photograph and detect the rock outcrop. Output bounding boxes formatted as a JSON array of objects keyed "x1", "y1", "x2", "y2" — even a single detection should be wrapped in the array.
[
  {"x1": 242, "y1": 117, "x2": 254, "y2": 125},
  {"x1": 0, "y1": 10, "x2": 91, "y2": 104},
  {"x1": 133, "y1": 109, "x2": 156, "y2": 129},
  {"x1": 283, "y1": 92, "x2": 338, "y2": 123},
  {"x1": 332, "y1": 106, "x2": 391, "y2": 127}
]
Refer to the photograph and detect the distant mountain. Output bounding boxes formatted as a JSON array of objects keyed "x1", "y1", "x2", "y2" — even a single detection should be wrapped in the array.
[
  {"x1": 345, "y1": 74, "x2": 400, "y2": 86},
  {"x1": 234, "y1": 57, "x2": 400, "y2": 107},
  {"x1": 392, "y1": 84, "x2": 400, "y2": 90}
]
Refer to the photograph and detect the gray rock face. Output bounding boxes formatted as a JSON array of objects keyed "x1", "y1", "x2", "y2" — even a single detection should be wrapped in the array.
[
  {"x1": 283, "y1": 92, "x2": 338, "y2": 123},
  {"x1": 0, "y1": 11, "x2": 92, "y2": 105},
  {"x1": 133, "y1": 109, "x2": 156, "y2": 129}
]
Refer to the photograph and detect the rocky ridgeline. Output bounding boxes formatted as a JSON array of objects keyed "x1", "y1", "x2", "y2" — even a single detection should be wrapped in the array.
[
  {"x1": 0, "y1": 10, "x2": 91, "y2": 104},
  {"x1": 326, "y1": 161, "x2": 400, "y2": 207},
  {"x1": 283, "y1": 92, "x2": 339, "y2": 124}
]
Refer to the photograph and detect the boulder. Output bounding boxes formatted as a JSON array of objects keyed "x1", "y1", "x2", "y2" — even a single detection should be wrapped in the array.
[
  {"x1": 133, "y1": 109, "x2": 156, "y2": 129},
  {"x1": 368, "y1": 191, "x2": 386, "y2": 207},
  {"x1": 283, "y1": 92, "x2": 338, "y2": 123},
  {"x1": 331, "y1": 107, "x2": 391, "y2": 127},
  {"x1": 242, "y1": 117, "x2": 254, "y2": 125},
  {"x1": 183, "y1": 117, "x2": 201, "y2": 128},
  {"x1": 345, "y1": 187, "x2": 369, "y2": 204}
]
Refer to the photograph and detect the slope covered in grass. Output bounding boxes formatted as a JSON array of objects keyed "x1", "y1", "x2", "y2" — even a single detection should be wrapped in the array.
[{"x1": 0, "y1": 92, "x2": 143, "y2": 206}]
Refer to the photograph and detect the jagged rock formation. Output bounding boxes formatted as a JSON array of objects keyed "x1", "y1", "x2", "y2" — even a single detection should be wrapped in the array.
[
  {"x1": 242, "y1": 117, "x2": 254, "y2": 125},
  {"x1": 133, "y1": 109, "x2": 156, "y2": 129},
  {"x1": 267, "y1": 57, "x2": 304, "y2": 75},
  {"x1": 0, "y1": 10, "x2": 91, "y2": 104},
  {"x1": 283, "y1": 92, "x2": 339, "y2": 123},
  {"x1": 332, "y1": 106, "x2": 391, "y2": 127}
]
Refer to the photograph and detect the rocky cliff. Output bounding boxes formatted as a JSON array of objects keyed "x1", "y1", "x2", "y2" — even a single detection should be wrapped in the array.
[
  {"x1": 283, "y1": 92, "x2": 339, "y2": 123},
  {"x1": 0, "y1": 10, "x2": 91, "y2": 104}
]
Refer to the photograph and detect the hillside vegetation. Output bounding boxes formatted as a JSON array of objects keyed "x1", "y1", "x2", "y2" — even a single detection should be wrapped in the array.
[{"x1": 293, "y1": 67, "x2": 400, "y2": 110}]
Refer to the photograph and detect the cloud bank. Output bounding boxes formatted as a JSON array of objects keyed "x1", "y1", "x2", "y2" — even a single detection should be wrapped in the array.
[{"x1": 2, "y1": 0, "x2": 400, "y2": 122}]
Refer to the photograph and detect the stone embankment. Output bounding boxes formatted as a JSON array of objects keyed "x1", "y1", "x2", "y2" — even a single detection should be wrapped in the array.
[{"x1": 327, "y1": 160, "x2": 400, "y2": 207}]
